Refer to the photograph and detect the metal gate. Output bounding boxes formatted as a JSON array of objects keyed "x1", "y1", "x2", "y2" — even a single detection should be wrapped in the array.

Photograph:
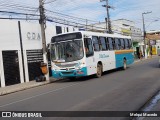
[
  {"x1": 2, "y1": 50, "x2": 20, "y2": 86},
  {"x1": 27, "y1": 49, "x2": 43, "y2": 81},
  {"x1": 47, "y1": 51, "x2": 52, "y2": 76}
]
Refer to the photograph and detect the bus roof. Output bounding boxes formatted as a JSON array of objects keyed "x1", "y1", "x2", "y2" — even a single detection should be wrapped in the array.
[
  {"x1": 52, "y1": 31, "x2": 131, "y2": 39},
  {"x1": 80, "y1": 31, "x2": 131, "y2": 39}
]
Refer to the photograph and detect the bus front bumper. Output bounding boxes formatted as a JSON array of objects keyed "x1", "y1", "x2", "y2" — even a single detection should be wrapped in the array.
[{"x1": 51, "y1": 67, "x2": 87, "y2": 79}]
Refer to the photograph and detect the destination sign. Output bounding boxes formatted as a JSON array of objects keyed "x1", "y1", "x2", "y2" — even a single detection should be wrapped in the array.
[{"x1": 51, "y1": 32, "x2": 82, "y2": 42}]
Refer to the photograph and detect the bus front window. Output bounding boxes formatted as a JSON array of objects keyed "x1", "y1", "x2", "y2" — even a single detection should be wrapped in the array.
[{"x1": 50, "y1": 40, "x2": 84, "y2": 62}]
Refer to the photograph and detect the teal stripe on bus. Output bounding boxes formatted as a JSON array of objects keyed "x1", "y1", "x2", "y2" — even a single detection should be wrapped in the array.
[{"x1": 115, "y1": 53, "x2": 134, "y2": 68}]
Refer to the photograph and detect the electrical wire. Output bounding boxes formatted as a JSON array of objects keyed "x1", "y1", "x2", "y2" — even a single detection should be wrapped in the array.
[
  {"x1": 44, "y1": 0, "x2": 57, "y2": 4},
  {"x1": 45, "y1": 9, "x2": 99, "y2": 23},
  {"x1": 0, "y1": 17, "x2": 39, "y2": 21},
  {"x1": 0, "y1": 1, "x2": 146, "y2": 38},
  {"x1": 0, "y1": 10, "x2": 40, "y2": 16}
]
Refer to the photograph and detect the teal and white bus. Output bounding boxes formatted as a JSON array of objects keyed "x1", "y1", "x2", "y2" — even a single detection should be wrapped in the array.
[{"x1": 50, "y1": 31, "x2": 134, "y2": 79}]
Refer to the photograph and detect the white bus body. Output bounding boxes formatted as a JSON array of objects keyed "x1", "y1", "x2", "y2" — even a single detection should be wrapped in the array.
[{"x1": 50, "y1": 31, "x2": 134, "y2": 79}]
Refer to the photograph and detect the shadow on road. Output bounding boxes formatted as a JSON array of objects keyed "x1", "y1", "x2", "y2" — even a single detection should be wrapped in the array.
[{"x1": 53, "y1": 67, "x2": 130, "y2": 83}]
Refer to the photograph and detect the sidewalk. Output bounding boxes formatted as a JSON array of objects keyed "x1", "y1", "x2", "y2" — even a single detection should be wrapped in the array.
[
  {"x1": 134, "y1": 55, "x2": 158, "y2": 63},
  {"x1": 0, "y1": 78, "x2": 56, "y2": 96},
  {"x1": 0, "y1": 55, "x2": 158, "y2": 96}
]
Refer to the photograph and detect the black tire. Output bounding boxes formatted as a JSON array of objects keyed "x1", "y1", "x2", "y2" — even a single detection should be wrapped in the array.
[
  {"x1": 68, "y1": 77, "x2": 76, "y2": 80},
  {"x1": 123, "y1": 59, "x2": 127, "y2": 70},
  {"x1": 95, "y1": 63, "x2": 102, "y2": 78}
]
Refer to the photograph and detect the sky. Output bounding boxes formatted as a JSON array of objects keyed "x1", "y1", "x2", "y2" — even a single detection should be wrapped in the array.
[{"x1": 0, "y1": 0, "x2": 160, "y2": 31}]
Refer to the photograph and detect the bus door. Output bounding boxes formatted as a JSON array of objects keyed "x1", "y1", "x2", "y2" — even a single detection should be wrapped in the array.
[{"x1": 84, "y1": 38, "x2": 96, "y2": 75}]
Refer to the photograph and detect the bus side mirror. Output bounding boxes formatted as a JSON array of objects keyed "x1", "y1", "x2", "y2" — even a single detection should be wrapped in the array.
[{"x1": 46, "y1": 43, "x2": 50, "y2": 53}]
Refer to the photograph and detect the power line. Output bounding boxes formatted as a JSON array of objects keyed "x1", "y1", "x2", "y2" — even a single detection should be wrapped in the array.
[
  {"x1": 0, "y1": 1, "x2": 144, "y2": 38},
  {"x1": 0, "y1": 0, "x2": 38, "y2": 7},
  {"x1": 46, "y1": 15, "x2": 143, "y2": 38},
  {"x1": 45, "y1": 9, "x2": 100, "y2": 23},
  {"x1": 0, "y1": 1, "x2": 38, "y2": 10},
  {"x1": 0, "y1": 3, "x2": 37, "y2": 10},
  {"x1": 44, "y1": 0, "x2": 57, "y2": 4},
  {"x1": 0, "y1": 10, "x2": 40, "y2": 16},
  {"x1": 0, "y1": 17, "x2": 39, "y2": 21},
  {"x1": 46, "y1": 16, "x2": 105, "y2": 29},
  {"x1": 45, "y1": 0, "x2": 104, "y2": 22}
]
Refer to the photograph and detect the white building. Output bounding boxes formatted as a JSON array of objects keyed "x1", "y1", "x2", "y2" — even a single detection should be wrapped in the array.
[
  {"x1": 0, "y1": 19, "x2": 78, "y2": 87},
  {"x1": 146, "y1": 30, "x2": 160, "y2": 55},
  {"x1": 84, "y1": 19, "x2": 143, "y2": 59}
]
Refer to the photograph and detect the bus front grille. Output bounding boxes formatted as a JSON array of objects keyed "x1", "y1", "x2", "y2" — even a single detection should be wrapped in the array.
[
  {"x1": 55, "y1": 63, "x2": 77, "y2": 68},
  {"x1": 61, "y1": 72, "x2": 74, "y2": 75}
]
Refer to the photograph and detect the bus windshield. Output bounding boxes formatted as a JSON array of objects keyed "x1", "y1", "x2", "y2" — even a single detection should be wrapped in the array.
[{"x1": 51, "y1": 39, "x2": 84, "y2": 62}]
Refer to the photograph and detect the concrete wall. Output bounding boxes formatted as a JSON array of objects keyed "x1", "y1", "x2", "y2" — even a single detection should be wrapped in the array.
[{"x1": 0, "y1": 20, "x2": 77, "y2": 87}]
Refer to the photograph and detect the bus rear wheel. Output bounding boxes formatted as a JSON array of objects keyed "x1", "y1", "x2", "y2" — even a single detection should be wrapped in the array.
[
  {"x1": 95, "y1": 63, "x2": 102, "y2": 78},
  {"x1": 123, "y1": 59, "x2": 127, "y2": 70}
]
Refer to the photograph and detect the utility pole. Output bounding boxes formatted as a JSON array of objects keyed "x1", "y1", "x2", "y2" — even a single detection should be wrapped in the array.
[
  {"x1": 142, "y1": 11, "x2": 152, "y2": 59},
  {"x1": 100, "y1": 0, "x2": 113, "y2": 34},
  {"x1": 39, "y1": 0, "x2": 49, "y2": 80},
  {"x1": 86, "y1": 19, "x2": 88, "y2": 31}
]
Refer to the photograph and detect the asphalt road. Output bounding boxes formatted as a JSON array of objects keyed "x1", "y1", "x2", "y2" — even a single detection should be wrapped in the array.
[{"x1": 0, "y1": 57, "x2": 160, "y2": 120}]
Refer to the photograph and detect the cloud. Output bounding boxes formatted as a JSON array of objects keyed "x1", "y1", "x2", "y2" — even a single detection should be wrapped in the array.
[
  {"x1": 45, "y1": 0, "x2": 160, "y2": 30},
  {"x1": 110, "y1": 0, "x2": 160, "y2": 30},
  {"x1": 0, "y1": 0, "x2": 159, "y2": 31}
]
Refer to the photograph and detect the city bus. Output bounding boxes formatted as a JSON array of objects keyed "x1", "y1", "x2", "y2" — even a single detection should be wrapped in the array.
[{"x1": 50, "y1": 31, "x2": 134, "y2": 79}]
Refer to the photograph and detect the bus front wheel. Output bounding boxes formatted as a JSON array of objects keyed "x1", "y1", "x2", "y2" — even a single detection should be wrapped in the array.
[
  {"x1": 95, "y1": 63, "x2": 102, "y2": 78},
  {"x1": 68, "y1": 77, "x2": 76, "y2": 80}
]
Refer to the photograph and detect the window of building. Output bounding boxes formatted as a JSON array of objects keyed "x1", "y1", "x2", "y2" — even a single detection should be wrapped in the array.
[
  {"x1": 56, "y1": 26, "x2": 62, "y2": 34},
  {"x1": 92, "y1": 36, "x2": 100, "y2": 51},
  {"x1": 66, "y1": 27, "x2": 69, "y2": 32}
]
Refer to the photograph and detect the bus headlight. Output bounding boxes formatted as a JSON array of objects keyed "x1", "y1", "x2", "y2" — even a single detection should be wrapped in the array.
[{"x1": 75, "y1": 61, "x2": 85, "y2": 70}]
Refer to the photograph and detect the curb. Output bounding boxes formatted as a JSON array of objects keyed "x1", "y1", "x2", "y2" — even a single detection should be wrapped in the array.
[{"x1": 0, "y1": 81, "x2": 51, "y2": 96}]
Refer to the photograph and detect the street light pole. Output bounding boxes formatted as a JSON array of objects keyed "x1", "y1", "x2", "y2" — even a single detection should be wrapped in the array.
[{"x1": 142, "y1": 11, "x2": 152, "y2": 59}]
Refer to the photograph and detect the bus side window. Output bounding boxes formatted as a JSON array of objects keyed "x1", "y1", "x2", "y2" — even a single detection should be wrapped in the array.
[
  {"x1": 124, "y1": 39, "x2": 129, "y2": 49},
  {"x1": 108, "y1": 37, "x2": 114, "y2": 50},
  {"x1": 128, "y1": 39, "x2": 132, "y2": 49},
  {"x1": 84, "y1": 38, "x2": 94, "y2": 57},
  {"x1": 99, "y1": 37, "x2": 107, "y2": 51},
  {"x1": 115, "y1": 38, "x2": 120, "y2": 50},
  {"x1": 112, "y1": 38, "x2": 115, "y2": 50},
  {"x1": 92, "y1": 36, "x2": 100, "y2": 51},
  {"x1": 120, "y1": 39, "x2": 125, "y2": 49}
]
